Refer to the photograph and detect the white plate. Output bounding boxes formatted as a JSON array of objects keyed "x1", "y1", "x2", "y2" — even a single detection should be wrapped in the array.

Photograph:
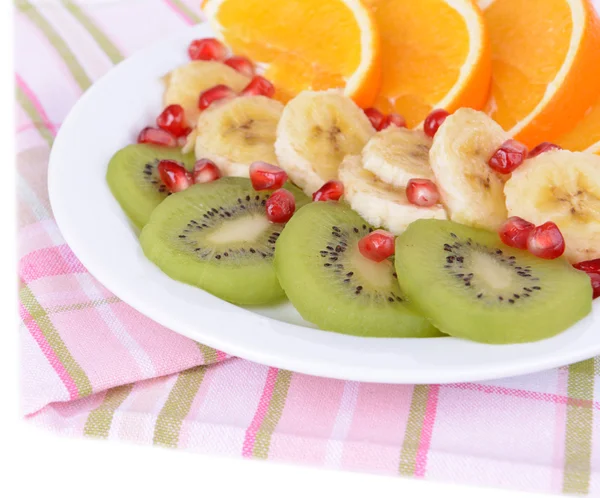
[{"x1": 48, "y1": 24, "x2": 600, "y2": 384}]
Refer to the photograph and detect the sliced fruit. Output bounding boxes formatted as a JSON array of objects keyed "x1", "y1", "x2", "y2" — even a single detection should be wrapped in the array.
[
  {"x1": 275, "y1": 201, "x2": 440, "y2": 337},
  {"x1": 364, "y1": 0, "x2": 491, "y2": 128},
  {"x1": 275, "y1": 90, "x2": 375, "y2": 194},
  {"x1": 395, "y1": 219, "x2": 592, "y2": 344},
  {"x1": 362, "y1": 126, "x2": 434, "y2": 188},
  {"x1": 339, "y1": 155, "x2": 446, "y2": 235},
  {"x1": 106, "y1": 144, "x2": 195, "y2": 229},
  {"x1": 429, "y1": 108, "x2": 509, "y2": 231},
  {"x1": 140, "y1": 177, "x2": 309, "y2": 305},
  {"x1": 194, "y1": 95, "x2": 283, "y2": 177},
  {"x1": 163, "y1": 61, "x2": 250, "y2": 126},
  {"x1": 202, "y1": 0, "x2": 381, "y2": 107},
  {"x1": 556, "y1": 99, "x2": 600, "y2": 154},
  {"x1": 483, "y1": 0, "x2": 600, "y2": 147},
  {"x1": 504, "y1": 149, "x2": 600, "y2": 263}
]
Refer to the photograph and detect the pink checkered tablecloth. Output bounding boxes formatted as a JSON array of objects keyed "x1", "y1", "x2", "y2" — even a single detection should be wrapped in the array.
[{"x1": 16, "y1": 0, "x2": 600, "y2": 495}]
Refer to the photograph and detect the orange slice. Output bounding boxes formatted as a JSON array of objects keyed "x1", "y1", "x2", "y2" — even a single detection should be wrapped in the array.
[
  {"x1": 483, "y1": 0, "x2": 600, "y2": 148},
  {"x1": 202, "y1": 0, "x2": 381, "y2": 108},
  {"x1": 363, "y1": 0, "x2": 491, "y2": 128},
  {"x1": 556, "y1": 99, "x2": 600, "y2": 154}
]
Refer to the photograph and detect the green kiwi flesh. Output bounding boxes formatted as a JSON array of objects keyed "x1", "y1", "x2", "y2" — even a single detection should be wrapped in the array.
[
  {"x1": 275, "y1": 201, "x2": 441, "y2": 338},
  {"x1": 107, "y1": 144, "x2": 195, "y2": 228},
  {"x1": 140, "y1": 177, "x2": 310, "y2": 305},
  {"x1": 395, "y1": 219, "x2": 592, "y2": 344}
]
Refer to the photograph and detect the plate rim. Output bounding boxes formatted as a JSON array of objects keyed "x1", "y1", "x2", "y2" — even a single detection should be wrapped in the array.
[{"x1": 48, "y1": 24, "x2": 600, "y2": 385}]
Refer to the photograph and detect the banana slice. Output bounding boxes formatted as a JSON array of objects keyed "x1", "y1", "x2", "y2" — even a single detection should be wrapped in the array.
[
  {"x1": 194, "y1": 95, "x2": 284, "y2": 177},
  {"x1": 362, "y1": 127, "x2": 434, "y2": 188},
  {"x1": 164, "y1": 61, "x2": 250, "y2": 126},
  {"x1": 339, "y1": 155, "x2": 447, "y2": 235},
  {"x1": 275, "y1": 90, "x2": 375, "y2": 194},
  {"x1": 505, "y1": 149, "x2": 600, "y2": 263},
  {"x1": 429, "y1": 108, "x2": 509, "y2": 231}
]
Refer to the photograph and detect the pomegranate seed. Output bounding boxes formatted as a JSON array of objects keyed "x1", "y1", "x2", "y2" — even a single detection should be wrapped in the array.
[
  {"x1": 157, "y1": 160, "x2": 192, "y2": 193},
  {"x1": 488, "y1": 139, "x2": 528, "y2": 174},
  {"x1": 249, "y1": 161, "x2": 288, "y2": 191},
  {"x1": 188, "y1": 38, "x2": 227, "y2": 61},
  {"x1": 498, "y1": 216, "x2": 535, "y2": 250},
  {"x1": 192, "y1": 159, "x2": 222, "y2": 184},
  {"x1": 363, "y1": 108, "x2": 385, "y2": 131},
  {"x1": 156, "y1": 104, "x2": 190, "y2": 138},
  {"x1": 312, "y1": 180, "x2": 344, "y2": 202},
  {"x1": 266, "y1": 189, "x2": 295, "y2": 223},
  {"x1": 423, "y1": 109, "x2": 449, "y2": 138},
  {"x1": 381, "y1": 113, "x2": 406, "y2": 129},
  {"x1": 137, "y1": 127, "x2": 177, "y2": 147},
  {"x1": 241, "y1": 76, "x2": 275, "y2": 98},
  {"x1": 589, "y1": 273, "x2": 600, "y2": 299},
  {"x1": 406, "y1": 179, "x2": 440, "y2": 207},
  {"x1": 528, "y1": 142, "x2": 562, "y2": 158},
  {"x1": 224, "y1": 56, "x2": 255, "y2": 78},
  {"x1": 573, "y1": 259, "x2": 600, "y2": 299},
  {"x1": 358, "y1": 229, "x2": 395, "y2": 263},
  {"x1": 573, "y1": 259, "x2": 600, "y2": 274},
  {"x1": 527, "y1": 221, "x2": 565, "y2": 259},
  {"x1": 198, "y1": 85, "x2": 237, "y2": 111}
]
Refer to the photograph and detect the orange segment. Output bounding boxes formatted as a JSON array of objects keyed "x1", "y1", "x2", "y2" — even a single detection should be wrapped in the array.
[
  {"x1": 203, "y1": 0, "x2": 381, "y2": 108},
  {"x1": 484, "y1": 0, "x2": 600, "y2": 147},
  {"x1": 557, "y1": 99, "x2": 600, "y2": 154},
  {"x1": 364, "y1": 0, "x2": 491, "y2": 128}
]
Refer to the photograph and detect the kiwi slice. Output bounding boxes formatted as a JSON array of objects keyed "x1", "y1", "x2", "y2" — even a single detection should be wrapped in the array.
[
  {"x1": 275, "y1": 202, "x2": 440, "y2": 338},
  {"x1": 395, "y1": 219, "x2": 593, "y2": 344},
  {"x1": 140, "y1": 177, "x2": 310, "y2": 305},
  {"x1": 107, "y1": 144, "x2": 195, "y2": 228}
]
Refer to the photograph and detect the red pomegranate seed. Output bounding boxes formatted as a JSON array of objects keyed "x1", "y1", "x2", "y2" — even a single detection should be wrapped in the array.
[
  {"x1": 241, "y1": 76, "x2": 275, "y2": 98},
  {"x1": 156, "y1": 104, "x2": 190, "y2": 138},
  {"x1": 572, "y1": 258, "x2": 600, "y2": 274},
  {"x1": 249, "y1": 161, "x2": 288, "y2": 191},
  {"x1": 381, "y1": 113, "x2": 407, "y2": 129},
  {"x1": 589, "y1": 273, "x2": 600, "y2": 299},
  {"x1": 188, "y1": 38, "x2": 227, "y2": 61},
  {"x1": 224, "y1": 56, "x2": 255, "y2": 78},
  {"x1": 498, "y1": 216, "x2": 535, "y2": 250},
  {"x1": 527, "y1": 221, "x2": 565, "y2": 259},
  {"x1": 423, "y1": 109, "x2": 449, "y2": 138},
  {"x1": 157, "y1": 160, "x2": 192, "y2": 193},
  {"x1": 137, "y1": 127, "x2": 177, "y2": 147},
  {"x1": 363, "y1": 108, "x2": 385, "y2": 130},
  {"x1": 488, "y1": 139, "x2": 529, "y2": 174},
  {"x1": 358, "y1": 229, "x2": 395, "y2": 263},
  {"x1": 265, "y1": 188, "x2": 295, "y2": 223},
  {"x1": 198, "y1": 85, "x2": 237, "y2": 111},
  {"x1": 192, "y1": 159, "x2": 222, "y2": 184},
  {"x1": 528, "y1": 142, "x2": 562, "y2": 158},
  {"x1": 406, "y1": 179, "x2": 440, "y2": 207},
  {"x1": 312, "y1": 180, "x2": 344, "y2": 202},
  {"x1": 573, "y1": 259, "x2": 600, "y2": 299}
]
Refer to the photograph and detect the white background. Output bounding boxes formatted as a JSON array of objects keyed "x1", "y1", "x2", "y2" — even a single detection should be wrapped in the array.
[{"x1": 3, "y1": 1, "x2": 546, "y2": 496}]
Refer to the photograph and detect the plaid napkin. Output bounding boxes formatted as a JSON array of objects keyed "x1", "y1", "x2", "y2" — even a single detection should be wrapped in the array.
[{"x1": 16, "y1": 0, "x2": 600, "y2": 495}]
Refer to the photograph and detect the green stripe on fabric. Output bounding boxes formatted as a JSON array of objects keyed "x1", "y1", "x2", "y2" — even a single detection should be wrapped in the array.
[
  {"x1": 20, "y1": 285, "x2": 93, "y2": 398},
  {"x1": 562, "y1": 359, "x2": 596, "y2": 495},
  {"x1": 197, "y1": 343, "x2": 217, "y2": 364},
  {"x1": 170, "y1": 0, "x2": 202, "y2": 23},
  {"x1": 83, "y1": 384, "x2": 134, "y2": 438},
  {"x1": 16, "y1": 0, "x2": 93, "y2": 90},
  {"x1": 153, "y1": 366, "x2": 207, "y2": 447},
  {"x1": 398, "y1": 385, "x2": 429, "y2": 476},
  {"x1": 16, "y1": 87, "x2": 54, "y2": 147},
  {"x1": 62, "y1": 1, "x2": 123, "y2": 64},
  {"x1": 47, "y1": 296, "x2": 121, "y2": 315},
  {"x1": 253, "y1": 370, "x2": 292, "y2": 459}
]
